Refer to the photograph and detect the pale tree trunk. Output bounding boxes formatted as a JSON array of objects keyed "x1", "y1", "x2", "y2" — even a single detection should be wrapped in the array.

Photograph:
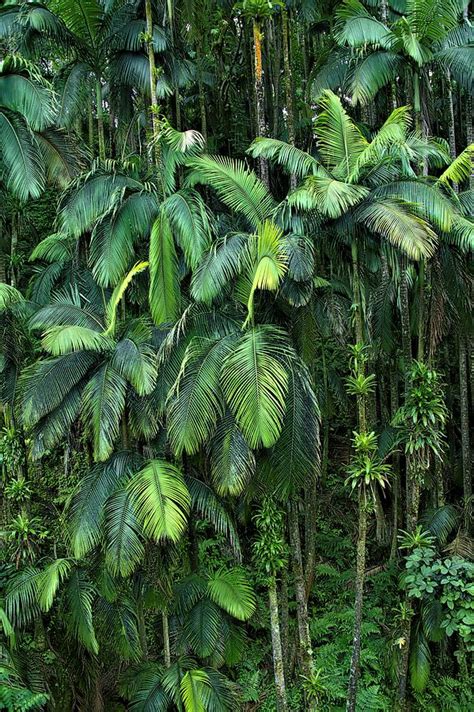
[
  {"x1": 279, "y1": 568, "x2": 290, "y2": 682},
  {"x1": 346, "y1": 241, "x2": 369, "y2": 711},
  {"x1": 268, "y1": 576, "x2": 289, "y2": 712},
  {"x1": 288, "y1": 501, "x2": 314, "y2": 686},
  {"x1": 252, "y1": 18, "x2": 269, "y2": 186},
  {"x1": 10, "y1": 213, "x2": 17, "y2": 287},
  {"x1": 281, "y1": 7, "x2": 297, "y2": 189},
  {"x1": 95, "y1": 79, "x2": 106, "y2": 161},
  {"x1": 459, "y1": 336, "x2": 472, "y2": 531},
  {"x1": 162, "y1": 611, "x2": 171, "y2": 667},
  {"x1": 346, "y1": 491, "x2": 368, "y2": 712},
  {"x1": 145, "y1": 0, "x2": 161, "y2": 167},
  {"x1": 446, "y1": 70, "x2": 457, "y2": 159}
]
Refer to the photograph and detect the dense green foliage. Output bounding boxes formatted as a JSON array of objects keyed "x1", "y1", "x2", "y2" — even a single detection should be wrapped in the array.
[{"x1": 0, "y1": 1, "x2": 473, "y2": 710}]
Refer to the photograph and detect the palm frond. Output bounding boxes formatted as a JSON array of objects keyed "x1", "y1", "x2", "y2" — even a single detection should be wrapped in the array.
[
  {"x1": 350, "y1": 51, "x2": 404, "y2": 106},
  {"x1": 270, "y1": 361, "x2": 320, "y2": 497},
  {"x1": 104, "y1": 488, "x2": 144, "y2": 577},
  {"x1": 69, "y1": 452, "x2": 140, "y2": 558},
  {"x1": 315, "y1": 90, "x2": 368, "y2": 178},
  {"x1": 129, "y1": 459, "x2": 190, "y2": 542},
  {"x1": 186, "y1": 476, "x2": 241, "y2": 557},
  {"x1": 167, "y1": 335, "x2": 235, "y2": 456},
  {"x1": 41, "y1": 325, "x2": 112, "y2": 356},
  {"x1": 81, "y1": 363, "x2": 127, "y2": 461},
  {"x1": 0, "y1": 108, "x2": 44, "y2": 200},
  {"x1": 104, "y1": 260, "x2": 149, "y2": 336},
  {"x1": 221, "y1": 326, "x2": 290, "y2": 449},
  {"x1": 354, "y1": 198, "x2": 437, "y2": 259},
  {"x1": 111, "y1": 339, "x2": 157, "y2": 396},
  {"x1": 190, "y1": 233, "x2": 247, "y2": 304},
  {"x1": 207, "y1": 568, "x2": 256, "y2": 621},
  {"x1": 162, "y1": 190, "x2": 212, "y2": 270},
  {"x1": 247, "y1": 138, "x2": 320, "y2": 179},
  {"x1": 208, "y1": 413, "x2": 255, "y2": 497},
  {"x1": 335, "y1": 0, "x2": 395, "y2": 48},
  {"x1": 290, "y1": 176, "x2": 369, "y2": 217},
  {"x1": 21, "y1": 351, "x2": 97, "y2": 428},
  {"x1": 64, "y1": 568, "x2": 99, "y2": 654},
  {"x1": 437, "y1": 144, "x2": 474, "y2": 187},
  {"x1": 149, "y1": 212, "x2": 181, "y2": 326},
  {"x1": 186, "y1": 156, "x2": 276, "y2": 227},
  {"x1": 37, "y1": 558, "x2": 72, "y2": 612}
]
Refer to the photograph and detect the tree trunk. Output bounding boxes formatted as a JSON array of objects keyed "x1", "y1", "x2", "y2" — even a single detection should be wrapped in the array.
[
  {"x1": 162, "y1": 611, "x2": 171, "y2": 667},
  {"x1": 446, "y1": 70, "x2": 457, "y2": 159},
  {"x1": 145, "y1": 0, "x2": 161, "y2": 167},
  {"x1": 459, "y1": 335, "x2": 472, "y2": 531},
  {"x1": 279, "y1": 568, "x2": 290, "y2": 682},
  {"x1": 268, "y1": 576, "x2": 289, "y2": 712},
  {"x1": 346, "y1": 492, "x2": 368, "y2": 712},
  {"x1": 288, "y1": 501, "x2": 314, "y2": 685},
  {"x1": 95, "y1": 79, "x2": 106, "y2": 161},
  {"x1": 252, "y1": 18, "x2": 269, "y2": 186},
  {"x1": 281, "y1": 7, "x2": 297, "y2": 189}
]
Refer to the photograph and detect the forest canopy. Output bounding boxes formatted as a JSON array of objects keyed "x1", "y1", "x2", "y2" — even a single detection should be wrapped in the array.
[{"x1": 0, "y1": 1, "x2": 473, "y2": 710}]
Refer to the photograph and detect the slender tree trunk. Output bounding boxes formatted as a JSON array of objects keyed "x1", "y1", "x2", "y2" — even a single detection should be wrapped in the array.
[
  {"x1": 268, "y1": 576, "x2": 289, "y2": 712},
  {"x1": 446, "y1": 70, "x2": 457, "y2": 159},
  {"x1": 459, "y1": 335, "x2": 472, "y2": 531},
  {"x1": 95, "y1": 80, "x2": 106, "y2": 161},
  {"x1": 390, "y1": 368, "x2": 401, "y2": 559},
  {"x1": 417, "y1": 258, "x2": 425, "y2": 362},
  {"x1": 145, "y1": 0, "x2": 161, "y2": 167},
  {"x1": 281, "y1": 7, "x2": 297, "y2": 189},
  {"x1": 88, "y1": 101, "x2": 95, "y2": 153},
  {"x1": 347, "y1": 240, "x2": 369, "y2": 711},
  {"x1": 162, "y1": 612, "x2": 171, "y2": 667},
  {"x1": 252, "y1": 18, "x2": 269, "y2": 186},
  {"x1": 346, "y1": 491, "x2": 368, "y2": 712},
  {"x1": 279, "y1": 568, "x2": 290, "y2": 682},
  {"x1": 10, "y1": 213, "x2": 17, "y2": 287},
  {"x1": 288, "y1": 501, "x2": 314, "y2": 686}
]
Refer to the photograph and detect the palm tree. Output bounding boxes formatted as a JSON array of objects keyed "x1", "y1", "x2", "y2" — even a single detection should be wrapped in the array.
[{"x1": 313, "y1": 0, "x2": 473, "y2": 133}]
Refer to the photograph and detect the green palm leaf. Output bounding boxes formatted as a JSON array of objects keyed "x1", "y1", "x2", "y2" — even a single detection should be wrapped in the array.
[
  {"x1": 41, "y1": 325, "x2": 112, "y2": 356},
  {"x1": 290, "y1": 176, "x2": 369, "y2": 217},
  {"x1": 81, "y1": 363, "x2": 127, "y2": 461},
  {"x1": 335, "y1": 0, "x2": 395, "y2": 48},
  {"x1": 0, "y1": 283, "x2": 24, "y2": 311},
  {"x1": 315, "y1": 90, "x2": 368, "y2": 178},
  {"x1": 247, "y1": 138, "x2": 320, "y2": 178},
  {"x1": 190, "y1": 233, "x2": 247, "y2": 304},
  {"x1": 111, "y1": 338, "x2": 157, "y2": 396},
  {"x1": 186, "y1": 156, "x2": 276, "y2": 227},
  {"x1": 437, "y1": 144, "x2": 474, "y2": 186},
  {"x1": 270, "y1": 362, "x2": 320, "y2": 497},
  {"x1": 37, "y1": 558, "x2": 72, "y2": 612},
  {"x1": 64, "y1": 569, "x2": 99, "y2": 654},
  {"x1": 209, "y1": 413, "x2": 255, "y2": 496},
  {"x1": 21, "y1": 351, "x2": 97, "y2": 427},
  {"x1": 354, "y1": 198, "x2": 437, "y2": 259},
  {"x1": 221, "y1": 326, "x2": 290, "y2": 449},
  {"x1": 69, "y1": 453, "x2": 140, "y2": 558},
  {"x1": 104, "y1": 488, "x2": 144, "y2": 577},
  {"x1": 0, "y1": 108, "x2": 44, "y2": 200},
  {"x1": 149, "y1": 212, "x2": 181, "y2": 326},
  {"x1": 184, "y1": 598, "x2": 223, "y2": 658},
  {"x1": 129, "y1": 460, "x2": 190, "y2": 542},
  {"x1": 409, "y1": 629, "x2": 431, "y2": 692},
  {"x1": 0, "y1": 69, "x2": 56, "y2": 131},
  {"x1": 187, "y1": 476, "x2": 241, "y2": 556},
  {"x1": 162, "y1": 190, "x2": 212, "y2": 270},
  {"x1": 207, "y1": 568, "x2": 256, "y2": 621},
  {"x1": 350, "y1": 51, "x2": 405, "y2": 106},
  {"x1": 167, "y1": 335, "x2": 235, "y2": 456},
  {"x1": 180, "y1": 669, "x2": 209, "y2": 712}
]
